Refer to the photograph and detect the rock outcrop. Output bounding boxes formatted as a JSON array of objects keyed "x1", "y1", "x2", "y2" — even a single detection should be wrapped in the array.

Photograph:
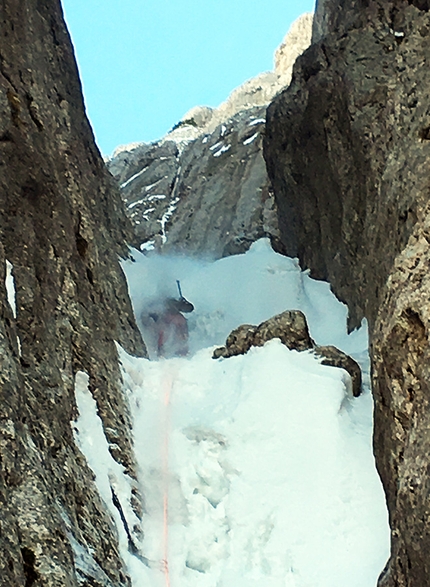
[
  {"x1": 0, "y1": 1, "x2": 145, "y2": 585},
  {"x1": 108, "y1": 14, "x2": 313, "y2": 258},
  {"x1": 264, "y1": 1, "x2": 430, "y2": 584},
  {"x1": 213, "y1": 311, "x2": 314, "y2": 357},
  {"x1": 213, "y1": 311, "x2": 362, "y2": 397}
]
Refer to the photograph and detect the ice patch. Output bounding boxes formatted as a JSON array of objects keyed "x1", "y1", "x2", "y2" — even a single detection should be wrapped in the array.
[
  {"x1": 120, "y1": 166, "x2": 149, "y2": 189},
  {"x1": 213, "y1": 144, "x2": 231, "y2": 157},
  {"x1": 159, "y1": 197, "x2": 180, "y2": 244},
  {"x1": 243, "y1": 132, "x2": 259, "y2": 145},
  {"x1": 5, "y1": 260, "x2": 16, "y2": 318},
  {"x1": 249, "y1": 118, "x2": 265, "y2": 126}
]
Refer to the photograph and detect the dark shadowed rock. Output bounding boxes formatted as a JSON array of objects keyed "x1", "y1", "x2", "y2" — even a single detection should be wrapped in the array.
[
  {"x1": 264, "y1": 0, "x2": 430, "y2": 583},
  {"x1": 315, "y1": 345, "x2": 362, "y2": 397},
  {"x1": 0, "y1": 1, "x2": 145, "y2": 585}
]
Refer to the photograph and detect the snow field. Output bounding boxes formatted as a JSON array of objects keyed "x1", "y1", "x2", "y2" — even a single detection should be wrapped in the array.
[{"x1": 73, "y1": 239, "x2": 390, "y2": 586}]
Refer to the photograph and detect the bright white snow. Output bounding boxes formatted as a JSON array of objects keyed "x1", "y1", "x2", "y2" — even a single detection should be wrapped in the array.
[
  {"x1": 213, "y1": 144, "x2": 231, "y2": 158},
  {"x1": 159, "y1": 197, "x2": 180, "y2": 244},
  {"x1": 249, "y1": 118, "x2": 266, "y2": 126},
  {"x1": 5, "y1": 259, "x2": 16, "y2": 318},
  {"x1": 147, "y1": 194, "x2": 167, "y2": 201},
  {"x1": 243, "y1": 132, "x2": 259, "y2": 145},
  {"x1": 120, "y1": 166, "x2": 149, "y2": 189},
  {"x1": 74, "y1": 239, "x2": 390, "y2": 587},
  {"x1": 210, "y1": 141, "x2": 223, "y2": 151}
]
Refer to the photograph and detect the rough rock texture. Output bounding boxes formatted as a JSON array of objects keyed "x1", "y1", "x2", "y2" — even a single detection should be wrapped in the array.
[
  {"x1": 275, "y1": 13, "x2": 313, "y2": 76},
  {"x1": 213, "y1": 311, "x2": 362, "y2": 397},
  {"x1": 109, "y1": 108, "x2": 280, "y2": 257},
  {"x1": 264, "y1": 0, "x2": 430, "y2": 584},
  {"x1": 107, "y1": 13, "x2": 313, "y2": 258},
  {"x1": 314, "y1": 345, "x2": 362, "y2": 398},
  {"x1": 0, "y1": 1, "x2": 145, "y2": 585},
  {"x1": 213, "y1": 311, "x2": 314, "y2": 357}
]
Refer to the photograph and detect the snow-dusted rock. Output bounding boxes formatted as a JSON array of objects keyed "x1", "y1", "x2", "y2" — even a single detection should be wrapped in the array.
[
  {"x1": 315, "y1": 345, "x2": 362, "y2": 397},
  {"x1": 109, "y1": 107, "x2": 281, "y2": 257},
  {"x1": 213, "y1": 311, "x2": 362, "y2": 397},
  {"x1": 108, "y1": 13, "x2": 314, "y2": 258},
  {"x1": 213, "y1": 310, "x2": 315, "y2": 358}
]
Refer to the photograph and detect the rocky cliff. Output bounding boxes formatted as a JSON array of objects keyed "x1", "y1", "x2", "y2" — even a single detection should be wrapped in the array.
[
  {"x1": 264, "y1": 1, "x2": 430, "y2": 585},
  {"x1": 0, "y1": 1, "x2": 146, "y2": 585},
  {"x1": 108, "y1": 14, "x2": 313, "y2": 258}
]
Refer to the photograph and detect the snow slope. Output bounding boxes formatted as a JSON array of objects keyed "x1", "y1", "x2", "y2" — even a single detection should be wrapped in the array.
[{"x1": 73, "y1": 239, "x2": 390, "y2": 587}]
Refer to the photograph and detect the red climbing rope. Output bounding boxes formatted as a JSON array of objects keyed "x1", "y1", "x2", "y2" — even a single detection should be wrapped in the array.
[{"x1": 161, "y1": 368, "x2": 175, "y2": 587}]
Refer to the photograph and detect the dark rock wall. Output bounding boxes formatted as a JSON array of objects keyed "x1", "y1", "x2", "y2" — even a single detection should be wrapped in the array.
[
  {"x1": 264, "y1": 1, "x2": 430, "y2": 585},
  {"x1": 0, "y1": 1, "x2": 145, "y2": 585}
]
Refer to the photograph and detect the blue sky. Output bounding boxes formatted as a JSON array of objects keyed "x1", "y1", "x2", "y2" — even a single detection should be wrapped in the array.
[{"x1": 62, "y1": 0, "x2": 315, "y2": 155}]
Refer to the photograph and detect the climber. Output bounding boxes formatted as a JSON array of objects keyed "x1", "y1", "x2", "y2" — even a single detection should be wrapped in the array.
[{"x1": 141, "y1": 281, "x2": 194, "y2": 359}]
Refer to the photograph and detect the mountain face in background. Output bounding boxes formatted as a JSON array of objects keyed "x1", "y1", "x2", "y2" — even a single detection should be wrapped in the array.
[
  {"x1": 107, "y1": 14, "x2": 313, "y2": 258},
  {"x1": 264, "y1": 1, "x2": 430, "y2": 585},
  {"x1": 0, "y1": 1, "x2": 145, "y2": 585}
]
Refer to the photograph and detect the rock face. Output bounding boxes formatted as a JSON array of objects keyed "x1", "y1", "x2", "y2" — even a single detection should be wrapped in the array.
[
  {"x1": 0, "y1": 1, "x2": 145, "y2": 585},
  {"x1": 213, "y1": 311, "x2": 362, "y2": 397},
  {"x1": 109, "y1": 108, "x2": 280, "y2": 257},
  {"x1": 107, "y1": 14, "x2": 313, "y2": 258},
  {"x1": 264, "y1": 1, "x2": 430, "y2": 584}
]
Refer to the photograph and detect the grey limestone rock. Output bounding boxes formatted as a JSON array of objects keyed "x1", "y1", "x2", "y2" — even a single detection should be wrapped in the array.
[{"x1": 109, "y1": 108, "x2": 281, "y2": 258}]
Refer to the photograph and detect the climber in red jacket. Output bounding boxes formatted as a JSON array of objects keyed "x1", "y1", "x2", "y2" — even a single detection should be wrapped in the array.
[
  {"x1": 156, "y1": 296, "x2": 194, "y2": 358},
  {"x1": 142, "y1": 283, "x2": 194, "y2": 359}
]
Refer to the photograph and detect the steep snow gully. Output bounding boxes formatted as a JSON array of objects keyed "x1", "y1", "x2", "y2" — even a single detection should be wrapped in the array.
[{"x1": 72, "y1": 239, "x2": 390, "y2": 587}]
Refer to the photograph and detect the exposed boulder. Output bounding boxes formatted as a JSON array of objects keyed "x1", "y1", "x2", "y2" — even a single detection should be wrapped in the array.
[
  {"x1": 0, "y1": 0, "x2": 145, "y2": 585},
  {"x1": 264, "y1": 0, "x2": 430, "y2": 584},
  {"x1": 314, "y1": 345, "x2": 362, "y2": 398},
  {"x1": 213, "y1": 310, "x2": 314, "y2": 358},
  {"x1": 213, "y1": 311, "x2": 362, "y2": 397}
]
